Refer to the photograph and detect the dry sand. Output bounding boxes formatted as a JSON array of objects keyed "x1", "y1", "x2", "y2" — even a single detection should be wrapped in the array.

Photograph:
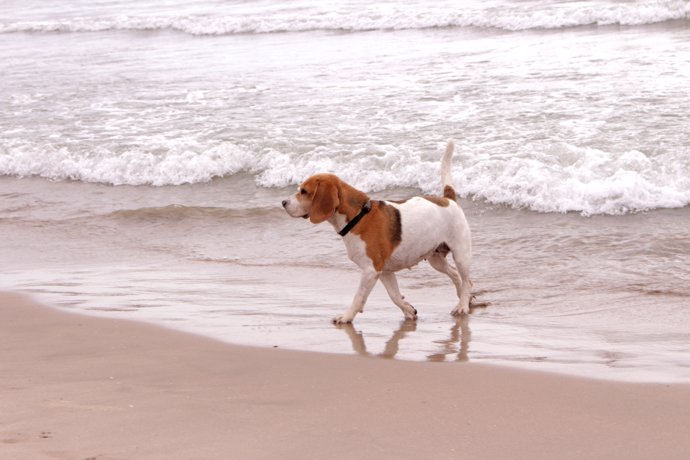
[{"x1": 1, "y1": 291, "x2": 689, "y2": 460}]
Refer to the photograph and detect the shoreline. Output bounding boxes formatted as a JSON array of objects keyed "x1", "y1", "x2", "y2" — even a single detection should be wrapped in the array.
[
  {"x1": 2, "y1": 291, "x2": 689, "y2": 459},
  {"x1": 3, "y1": 173, "x2": 688, "y2": 384}
]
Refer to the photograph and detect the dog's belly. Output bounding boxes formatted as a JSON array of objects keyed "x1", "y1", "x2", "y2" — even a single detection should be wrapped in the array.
[{"x1": 384, "y1": 245, "x2": 438, "y2": 272}]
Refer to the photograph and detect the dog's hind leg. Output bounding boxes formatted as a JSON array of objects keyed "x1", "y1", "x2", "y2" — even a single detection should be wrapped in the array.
[
  {"x1": 449, "y1": 250, "x2": 472, "y2": 316},
  {"x1": 428, "y1": 253, "x2": 463, "y2": 300},
  {"x1": 428, "y1": 249, "x2": 472, "y2": 316},
  {"x1": 380, "y1": 272, "x2": 418, "y2": 320}
]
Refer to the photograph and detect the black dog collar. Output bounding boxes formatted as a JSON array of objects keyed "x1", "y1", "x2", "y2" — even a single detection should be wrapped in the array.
[{"x1": 338, "y1": 201, "x2": 372, "y2": 237}]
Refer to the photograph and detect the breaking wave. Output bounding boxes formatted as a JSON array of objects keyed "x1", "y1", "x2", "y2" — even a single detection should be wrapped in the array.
[
  {"x1": 1, "y1": 140, "x2": 688, "y2": 216},
  {"x1": 2, "y1": 1, "x2": 688, "y2": 35}
]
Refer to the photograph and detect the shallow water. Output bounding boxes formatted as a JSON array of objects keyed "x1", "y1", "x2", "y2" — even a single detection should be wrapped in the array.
[{"x1": 2, "y1": 176, "x2": 689, "y2": 382}]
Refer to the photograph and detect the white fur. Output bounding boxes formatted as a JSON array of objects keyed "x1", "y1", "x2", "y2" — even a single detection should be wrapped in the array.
[
  {"x1": 283, "y1": 188, "x2": 309, "y2": 218},
  {"x1": 332, "y1": 197, "x2": 472, "y2": 323},
  {"x1": 283, "y1": 140, "x2": 472, "y2": 323}
]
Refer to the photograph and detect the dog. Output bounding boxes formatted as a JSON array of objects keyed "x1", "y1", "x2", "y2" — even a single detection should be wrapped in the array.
[{"x1": 282, "y1": 140, "x2": 471, "y2": 324}]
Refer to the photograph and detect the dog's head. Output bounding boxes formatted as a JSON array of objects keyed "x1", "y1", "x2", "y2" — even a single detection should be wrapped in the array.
[{"x1": 282, "y1": 174, "x2": 341, "y2": 224}]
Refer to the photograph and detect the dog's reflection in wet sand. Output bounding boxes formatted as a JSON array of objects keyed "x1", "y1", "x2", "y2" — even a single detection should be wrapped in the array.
[
  {"x1": 336, "y1": 313, "x2": 474, "y2": 362},
  {"x1": 427, "y1": 315, "x2": 471, "y2": 362}
]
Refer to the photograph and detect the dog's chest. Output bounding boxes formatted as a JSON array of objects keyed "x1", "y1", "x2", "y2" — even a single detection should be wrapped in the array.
[{"x1": 342, "y1": 235, "x2": 372, "y2": 268}]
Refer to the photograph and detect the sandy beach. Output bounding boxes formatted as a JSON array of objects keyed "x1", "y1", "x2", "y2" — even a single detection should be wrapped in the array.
[{"x1": 1, "y1": 291, "x2": 689, "y2": 460}]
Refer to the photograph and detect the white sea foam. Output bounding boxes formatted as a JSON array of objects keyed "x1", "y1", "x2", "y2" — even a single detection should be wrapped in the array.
[
  {"x1": 1, "y1": 0, "x2": 688, "y2": 35},
  {"x1": 1, "y1": 141, "x2": 688, "y2": 215},
  {"x1": 456, "y1": 143, "x2": 690, "y2": 216},
  {"x1": 0, "y1": 141, "x2": 259, "y2": 187},
  {"x1": 2, "y1": 0, "x2": 688, "y2": 216}
]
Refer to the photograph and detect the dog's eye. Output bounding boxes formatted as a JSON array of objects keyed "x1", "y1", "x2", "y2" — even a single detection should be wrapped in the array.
[{"x1": 300, "y1": 188, "x2": 307, "y2": 195}]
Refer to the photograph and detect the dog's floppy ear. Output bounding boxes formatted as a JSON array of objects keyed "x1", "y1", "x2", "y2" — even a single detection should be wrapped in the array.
[{"x1": 310, "y1": 179, "x2": 339, "y2": 224}]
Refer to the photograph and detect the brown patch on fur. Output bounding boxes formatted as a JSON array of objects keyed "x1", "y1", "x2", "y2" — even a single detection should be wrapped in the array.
[
  {"x1": 352, "y1": 201, "x2": 402, "y2": 272},
  {"x1": 423, "y1": 196, "x2": 450, "y2": 207},
  {"x1": 309, "y1": 179, "x2": 339, "y2": 224},
  {"x1": 298, "y1": 174, "x2": 369, "y2": 223},
  {"x1": 443, "y1": 185, "x2": 457, "y2": 201},
  {"x1": 381, "y1": 201, "x2": 402, "y2": 246},
  {"x1": 334, "y1": 179, "x2": 370, "y2": 221}
]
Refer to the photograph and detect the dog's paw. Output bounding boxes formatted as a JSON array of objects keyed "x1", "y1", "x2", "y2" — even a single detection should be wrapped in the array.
[
  {"x1": 332, "y1": 314, "x2": 354, "y2": 324},
  {"x1": 403, "y1": 305, "x2": 418, "y2": 321},
  {"x1": 451, "y1": 304, "x2": 470, "y2": 316}
]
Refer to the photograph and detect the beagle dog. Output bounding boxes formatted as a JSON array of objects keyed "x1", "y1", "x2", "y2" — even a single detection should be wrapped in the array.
[{"x1": 282, "y1": 140, "x2": 471, "y2": 324}]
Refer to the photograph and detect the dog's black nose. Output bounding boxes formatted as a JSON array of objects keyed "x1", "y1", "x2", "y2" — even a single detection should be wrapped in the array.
[{"x1": 281, "y1": 200, "x2": 288, "y2": 208}]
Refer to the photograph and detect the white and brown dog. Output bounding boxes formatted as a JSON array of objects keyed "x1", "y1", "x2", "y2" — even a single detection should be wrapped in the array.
[{"x1": 282, "y1": 140, "x2": 471, "y2": 324}]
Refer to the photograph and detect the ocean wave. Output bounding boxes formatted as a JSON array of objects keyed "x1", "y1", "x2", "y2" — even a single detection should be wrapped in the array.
[
  {"x1": 0, "y1": 141, "x2": 259, "y2": 186},
  {"x1": 1, "y1": 141, "x2": 688, "y2": 216},
  {"x1": 2, "y1": 1, "x2": 688, "y2": 35},
  {"x1": 456, "y1": 144, "x2": 690, "y2": 216}
]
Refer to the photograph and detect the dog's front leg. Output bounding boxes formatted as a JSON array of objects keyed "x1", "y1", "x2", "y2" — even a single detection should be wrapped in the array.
[{"x1": 333, "y1": 269, "x2": 380, "y2": 324}]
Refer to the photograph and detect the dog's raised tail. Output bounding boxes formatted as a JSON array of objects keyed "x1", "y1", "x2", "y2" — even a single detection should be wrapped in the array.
[{"x1": 441, "y1": 140, "x2": 457, "y2": 201}]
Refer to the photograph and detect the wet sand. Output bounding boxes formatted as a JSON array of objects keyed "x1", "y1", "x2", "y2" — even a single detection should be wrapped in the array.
[{"x1": 1, "y1": 291, "x2": 689, "y2": 460}]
